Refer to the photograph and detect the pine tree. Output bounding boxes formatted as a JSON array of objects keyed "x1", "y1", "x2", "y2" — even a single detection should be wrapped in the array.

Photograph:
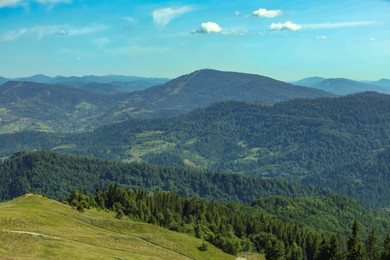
[
  {"x1": 382, "y1": 234, "x2": 390, "y2": 260},
  {"x1": 347, "y1": 221, "x2": 363, "y2": 260},
  {"x1": 365, "y1": 229, "x2": 378, "y2": 260}
]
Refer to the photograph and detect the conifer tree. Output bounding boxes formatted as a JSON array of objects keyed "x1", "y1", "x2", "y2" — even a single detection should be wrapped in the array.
[
  {"x1": 382, "y1": 234, "x2": 390, "y2": 260},
  {"x1": 365, "y1": 229, "x2": 378, "y2": 260},
  {"x1": 347, "y1": 221, "x2": 363, "y2": 260}
]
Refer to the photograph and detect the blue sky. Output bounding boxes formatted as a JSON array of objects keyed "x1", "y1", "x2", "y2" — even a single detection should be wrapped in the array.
[{"x1": 0, "y1": 0, "x2": 389, "y2": 80}]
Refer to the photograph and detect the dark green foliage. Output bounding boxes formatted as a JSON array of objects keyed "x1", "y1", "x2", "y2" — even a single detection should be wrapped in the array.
[
  {"x1": 251, "y1": 195, "x2": 390, "y2": 238},
  {"x1": 365, "y1": 229, "x2": 379, "y2": 260},
  {"x1": 198, "y1": 241, "x2": 208, "y2": 251},
  {"x1": 0, "y1": 151, "x2": 328, "y2": 203},
  {"x1": 382, "y1": 234, "x2": 390, "y2": 260},
  {"x1": 347, "y1": 221, "x2": 364, "y2": 260},
  {"x1": 67, "y1": 185, "x2": 326, "y2": 257},
  {"x1": 3, "y1": 93, "x2": 390, "y2": 208}
]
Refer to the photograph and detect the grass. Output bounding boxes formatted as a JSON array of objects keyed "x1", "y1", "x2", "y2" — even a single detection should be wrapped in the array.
[{"x1": 0, "y1": 194, "x2": 234, "y2": 260}]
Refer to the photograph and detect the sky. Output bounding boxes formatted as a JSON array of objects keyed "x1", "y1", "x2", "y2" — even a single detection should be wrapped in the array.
[{"x1": 0, "y1": 0, "x2": 389, "y2": 81}]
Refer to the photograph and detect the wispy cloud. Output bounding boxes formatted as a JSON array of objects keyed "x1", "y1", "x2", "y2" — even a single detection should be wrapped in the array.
[
  {"x1": 192, "y1": 22, "x2": 248, "y2": 36},
  {"x1": 304, "y1": 21, "x2": 375, "y2": 29},
  {"x1": 0, "y1": 0, "x2": 71, "y2": 8},
  {"x1": 152, "y1": 6, "x2": 193, "y2": 27},
  {"x1": 253, "y1": 8, "x2": 282, "y2": 18},
  {"x1": 268, "y1": 20, "x2": 375, "y2": 32},
  {"x1": 269, "y1": 21, "x2": 302, "y2": 31},
  {"x1": 315, "y1": 35, "x2": 330, "y2": 40},
  {"x1": 0, "y1": 24, "x2": 108, "y2": 41}
]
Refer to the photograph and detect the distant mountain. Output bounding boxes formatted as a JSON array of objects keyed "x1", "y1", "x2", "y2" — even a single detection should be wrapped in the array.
[
  {"x1": 79, "y1": 82, "x2": 125, "y2": 95},
  {"x1": 0, "y1": 69, "x2": 335, "y2": 134},
  {"x1": 15, "y1": 74, "x2": 53, "y2": 83},
  {"x1": 312, "y1": 78, "x2": 389, "y2": 95},
  {"x1": 0, "y1": 81, "x2": 123, "y2": 133},
  {"x1": 294, "y1": 77, "x2": 325, "y2": 87},
  {"x1": 372, "y1": 78, "x2": 390, "y2": 88},
  {"x1": 124, "y1": 69, "x2": 334, "y2": 117},
  {"x1": 0, "y1": 77, "x2": 9, "y2": 85},
  {"x1": 295, "y1": 77, "x2": 390, "y2": 95},
  {"x1": 1, "y1": 74, "x2": 169, "y2": 93}
]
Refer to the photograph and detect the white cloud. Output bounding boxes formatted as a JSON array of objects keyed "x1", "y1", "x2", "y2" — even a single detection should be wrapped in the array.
[
  {"x1": 152, "y1": 6, "x2": 193, "y2": 27},
  {"x1": 370, "y1": 37, "x2": 376, "y2": 41},
  {"x1": 304, "y1": 21, "x2": 375, "y2": 29},
  {"x1": 253, "y1": 8, "x2": 282, "y2": 18},
  {"x1": 0, "y1": 0, "x2": 22, "y2": 7},
  {"x1": 269, "y1": 21, "x2": 302, "y2": 31},
  {"x1": 193, "y1": 22, "x2": 222, "y2": 34},
  {"x1": 0, "y1": 24, "x2": 108, "y2": 42},
  {"x1": 0, "y1": 28, "x2": 27, "y2": 41},
  {"x1": 0, "y1": 0, "x2": 71, "y2": 8},
  {"x1": 35, "y1": 0, "x2": 71, "y2": 3}
]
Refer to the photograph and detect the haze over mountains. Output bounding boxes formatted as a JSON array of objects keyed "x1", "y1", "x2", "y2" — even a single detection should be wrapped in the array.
[
  {"x1": 0, "y1": 69, "x2": 333, "y2": 134},
  {"x1": 2, "y1": 68, "x2": 390, "y2": 258},
  {"x1": 295, "y1": 77, "x2": 390, "y2": 95}
]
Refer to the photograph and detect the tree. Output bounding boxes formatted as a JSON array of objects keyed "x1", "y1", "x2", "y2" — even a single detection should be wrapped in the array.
[
  {"x1": 347, "y1": 221, "x2": 363, "y2": 260},
  {"x1": 365, "y1": 229, "x2": 378, "y2": 260},
  {"x1": 265, "y1": 238, "x2": 285, "y2": 260},
  {"x1": 382, "y1": 234, "x2": 390, "y2": 260}
]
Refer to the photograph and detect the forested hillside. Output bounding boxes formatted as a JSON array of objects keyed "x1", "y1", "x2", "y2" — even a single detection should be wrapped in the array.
[
  {"x1": 0, "y1": 69, "x2": 333, "y2": 134},
  {"x1": 67, "y1": 184, "x2": 390, "y2": 259},
  {"x1": 2, "y1": 92, "x2": 390, "y2": 208},
  {"x1": 0, "y1": 151, "x2": 329, "y2": 203}
]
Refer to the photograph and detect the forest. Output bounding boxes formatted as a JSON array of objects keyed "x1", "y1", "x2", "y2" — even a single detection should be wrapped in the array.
[{"x1": 66, "y1": 184, "x2": 390, "y2": 259}]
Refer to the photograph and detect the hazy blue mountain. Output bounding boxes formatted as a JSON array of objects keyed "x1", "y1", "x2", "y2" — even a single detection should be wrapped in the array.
[
  {"x1": 79, "y1": 83, "x2": 126, "y2": 95},
  {"x1": 0, "y1": 69, "x2": 334, "y2": 133},
  {"x1": 15, "y1": 74, "x2": 53, "y2": 83},
  {"x1": 0, "y1": 81, "x2": 123, "y2": 133},
  {"x1": 294, "y1": 76, "x2": 326, "y2": 87},
  {"x1": 312, "y1": 78, "x2": 389, "y2": 95},
  {"x1": 6, "y1": 74, "x2": 169, "y2": 93},
  {"x1": 124, "y1": 69, "x2": 334, "y2": 118},
  {"x1": 372, "y1": 78, "x2": 390, "y2": 88},
  {"x1": 0, "y1": 77, "x2": 9, "y2": 85}
]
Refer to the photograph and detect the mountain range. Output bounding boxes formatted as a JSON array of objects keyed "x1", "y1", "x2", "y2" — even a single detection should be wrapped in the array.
[
  {"x1": 0, "y1": 74, "x2": 168, "y2": 94},
  {"x1": 2, "y1": 92, "x2": 390, "y2": 208},
  {"x1": 295, "y1": 77, "x2": 390, "y2": 95},
  {"x1": 0, "y1": 69, "x2": 333, "y2": 134}
]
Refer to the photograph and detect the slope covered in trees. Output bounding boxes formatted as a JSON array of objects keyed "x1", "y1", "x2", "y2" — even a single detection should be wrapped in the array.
[
  {"x1": 67, "y1": 184, "x2": 390, "y2": 259},
  {"x1": 0, "y1": 194, "x2": 231, "y2": 259},
  {"x1": 2, "y1": 93, "x2": 390, "y2": 207},
  {"x1": 0, "y1": 151, "x2": 329, "y2": 203}
]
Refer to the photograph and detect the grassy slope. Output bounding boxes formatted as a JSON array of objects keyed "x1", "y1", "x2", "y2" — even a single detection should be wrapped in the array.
[{"x1": 0, "y1": 194, "x2": 234, "y2": 259}]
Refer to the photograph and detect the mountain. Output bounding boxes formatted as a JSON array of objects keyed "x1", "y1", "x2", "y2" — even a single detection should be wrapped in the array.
[
  {"x1": 2, "y1": 93, "x2": 390, "y2": 207},
  {"x1": 79, "y1": 82, "x2": 126, "y2": 95},
  {"x1": 294, "y1": 77, "x2": 326, "y2": 87},
  {"x1": 304, "y1": 147, "x2": 390, "y2": 210},
  {"x1": 0, "y1": 76, "x2": 8, "y2": 85},
  {"x1": 373, "y1": 78, "x2": 390, "y2": 88},
  {"x1": 124, "y1": 69, "x2": 333, "y2": 118},
  {"x1": 295, "y1": 77, "x2": 390, "y2": 95},
  {"x1": 0, "y1": 69, "x2": 334, "y2": 134},
  {"x1": 312, "y1": 78, "x2": 389, "y2": 95},
  {"x1": 15, "y1": 74, "x2": 53, "y2": 83},
  {"x1": 0, "y1": 194, "x2": 232, "y2": 259},
  {"x1": 3, "y1": 74, "x2": 169, "y2": 93},
  {"x1": 0, "y1": 81, "x2": 124, "y2": 133}
]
